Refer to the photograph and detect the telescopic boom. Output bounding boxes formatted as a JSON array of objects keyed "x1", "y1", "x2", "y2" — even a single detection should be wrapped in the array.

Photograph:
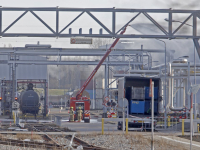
[{"x1": 75, "y1": 25, "x2": 128, "y2": 100}]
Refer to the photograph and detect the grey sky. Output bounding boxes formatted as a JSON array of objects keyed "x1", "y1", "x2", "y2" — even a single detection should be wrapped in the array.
[{"x1": 1, "y1": 0, "x2": 199, "y2": 9}]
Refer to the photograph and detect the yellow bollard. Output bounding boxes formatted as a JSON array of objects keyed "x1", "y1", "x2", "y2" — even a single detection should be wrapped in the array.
[
  {"x1": 167, "y1": 116, "x2": 170, "y2": 127},
  {"x1": 198, "y1": 124, "x2": 200, "y2": 133},
  {"x1": 13, "y1": 112, "x2": 15, "y2": 124},
  {"x1": 126, "y1": 118, "x2": 128, "y2": 134},
  {"x1": 102, "y1": 118, "x2": 104, "y2": 135},
  {"x1": 182, "y1": 119, "x2": 184, "y2": 135}
]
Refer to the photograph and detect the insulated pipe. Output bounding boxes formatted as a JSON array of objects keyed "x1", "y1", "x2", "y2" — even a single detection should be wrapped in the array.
[
  {"x1": 168, "y1": 63, "x2": 172, "y2": 75},
  {"x1": 168, "y1": 65, "x2": 185, "y2": 111},
  {"x1": 169, "y1": 106, "x2": 185, "y2": 111}
]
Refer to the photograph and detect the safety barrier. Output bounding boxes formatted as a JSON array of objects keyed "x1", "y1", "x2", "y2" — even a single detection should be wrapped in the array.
[
  {"x1": 99, "y1": 115, "x2": 197, "y2": 135},
  {"x1": 153, "y1": 116, "x2": 180, "y2": 130},
  {"x1": 180, "y1": 119, "x2": 200, "y2": 133},
  {"x1": 99, "y1": 118, "x2": 155, "y2": 135}
]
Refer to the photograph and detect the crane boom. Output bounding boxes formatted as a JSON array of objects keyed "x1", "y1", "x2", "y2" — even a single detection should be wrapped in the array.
[{"x1": 75, "y1": 26, "x2": 128, "y2": 100}]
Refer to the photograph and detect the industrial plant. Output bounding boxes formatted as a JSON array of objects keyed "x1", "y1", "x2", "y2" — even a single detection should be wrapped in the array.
[{"x1": 0, "y1": 1, "x2": 200, "y2": 149}]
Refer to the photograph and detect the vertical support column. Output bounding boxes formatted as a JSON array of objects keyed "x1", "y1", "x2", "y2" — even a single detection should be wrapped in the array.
[
  {"x1": 193, "y1": 13, "x2": 198, "y2": 120},
  {"x1": 93, "y1": 73, "x2": 95, "y2": 109},
  {"x1": 141, "y1": 45, "x2": 143, "y2": 69},
  {"x1": 175, "y1": 78, "x2": 178, "y2": 107},
  {"x1": 151, "y1": 81, "x2": 154, "y2": 150},
  {"x1": 193, "y1": 13, "x2": 197, "y2": 37},
  {"x1": 187, "y1": 62, "x2": 190, "y2": 109},
  {"x1": 103, "y1": 53, "x2": 108, "y2": 116},
  {"x1": 11, "y1": 63, "x2": 16, "y2": 119},
  {"x1": 194, "y1": 40, "x2": 197, "y2": 119},
  {"x1": 179, "y1": 75, "x2": 182, "y2": 108},
  {"x1": 0, "y1": 79, "x2": 1, "y2": 116},
  {"x1": 0, "y1": 8, "x2": 2, "y2": 36},
  {"x1": 193, "y1": 13, "x2": 198, "y2": 119},
  {"x1": 104, "y1": 62, "x2": 108, "y2": 97},
  {"x1": 177, "y1": 78, "x2": 179, "y2": 107},
  {"x1": 190, "y1": 93, "x2": 193, "y2": 150},
  {"x1": 183, "y1": 79, "x2": 186, "y2": 107},
  {"x1": 112, "y1": 8, "x2": 115, "y2": 36},
  {"x1": 171, "y1": 70, "x2": 174, "y2": 107},
  {"x1": 168, "y1": 76, "x2": 171, "y2": 107},
  {"x1": 104, "y1": 45, "x2": 109, "y2": 97},
  {"x1": 44, "y1": 80, "x2": 47, "y2": 117},
  {"x1": 168, "y1": 12, "x2": 172, "y2": 38},
  {"x1": 107, "y1": 56, "x2": 110, "y2": 97},
  {"x1": 8, "y1": 55, "x2": 11, "y2": 80},
  {"x1": 56, "y1": 7, "x2": 59, "y2": 37}
]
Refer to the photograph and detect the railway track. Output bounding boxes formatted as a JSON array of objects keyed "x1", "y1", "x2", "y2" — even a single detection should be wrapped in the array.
[
  {"x1": 0, "y1": 137, "x2": 63, "y2": 149},
  {"x1": 0, "y1": 133, "x2": 109, "y2": 150},
  {"x1": 0, "y1": 124, "x2": 108, "y2": 150}
]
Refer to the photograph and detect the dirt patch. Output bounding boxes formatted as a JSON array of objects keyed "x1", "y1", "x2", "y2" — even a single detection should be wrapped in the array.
[{"x1": 178, "y1": 135, "x2": 200, "y2": 142}]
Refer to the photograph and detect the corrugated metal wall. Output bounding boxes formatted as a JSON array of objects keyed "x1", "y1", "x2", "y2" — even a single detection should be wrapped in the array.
[
  {"x1": 0, "y1": 55, "x2": 47, "y2": 80},
  {"x1": 95, "y1": 78, "x2": 103, "y2": 109}
]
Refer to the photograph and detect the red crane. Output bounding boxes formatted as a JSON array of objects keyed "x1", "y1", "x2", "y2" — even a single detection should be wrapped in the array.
[
  {"x1": 70, "y1": 25, "x2": 128, "y2": 122},
  {"x1": 75, "y1": 26, "x2": 128, "y2": 100}
]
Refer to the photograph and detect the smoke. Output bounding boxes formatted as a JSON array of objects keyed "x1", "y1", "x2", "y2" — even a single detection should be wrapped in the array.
[
  {"x1": 129, "y1": 23, "x2": 196, "y2": 63},
  {"x1": 155, "y1": 0, "x2": 200, "y2": 9},
  {"x1": 48, "y1": 55, "x2": 105, "y2": 90}
]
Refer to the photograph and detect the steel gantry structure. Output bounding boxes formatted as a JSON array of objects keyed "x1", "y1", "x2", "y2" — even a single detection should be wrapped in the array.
[
  {"x1": 1, "y1": 7, "x2": 200, "y2": 57},
  {"x1": 1, "y1": 7, "x2": 200, "y2": 55}
]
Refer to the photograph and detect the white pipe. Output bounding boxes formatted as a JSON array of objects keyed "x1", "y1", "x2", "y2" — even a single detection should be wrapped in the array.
[
  {"x1": 169, "y1": 106, "x2": 185, "y2": 111},
  {"x1": 168, "y1": 65, "x2": 186, "y2": 111}
]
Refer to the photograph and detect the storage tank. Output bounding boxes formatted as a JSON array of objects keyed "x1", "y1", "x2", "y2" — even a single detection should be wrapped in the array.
[{"x1": 20, "y1": 83, "x2": 40, "y2": 114}]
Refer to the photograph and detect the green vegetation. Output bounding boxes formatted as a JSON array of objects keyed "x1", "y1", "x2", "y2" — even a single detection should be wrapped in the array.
[
  {"x1": 33, "y1": 88, "x2": 68, "y2": 96},
  {"x1": 49, "y1": 89, "x2": 68, "y2": 95}
]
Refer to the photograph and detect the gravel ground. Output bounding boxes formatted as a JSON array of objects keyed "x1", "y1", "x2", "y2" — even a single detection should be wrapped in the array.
[
  {"x1": 51, "y1": 135, "x2": 71, "y2": 145},
  {"x1": 77, "y1": 133, "x2": 188, "y2": 150},
  {"x1": 0, "y1": 133, "x2": 192, "y2": 150},
  {"x1": 178, "y1": 135, "x2": 200, "y2": 142},
  {"x1": 0, "y1": 144, "x2": 45, "y2": 150},
  {"x1": 0, "y1": 134, "x2": 46, "y2": 150}
]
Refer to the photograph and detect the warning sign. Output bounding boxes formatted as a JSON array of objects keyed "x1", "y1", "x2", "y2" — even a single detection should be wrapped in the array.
[{"x1": 70, "y1": 38, "x2": 92, "y2": 44}]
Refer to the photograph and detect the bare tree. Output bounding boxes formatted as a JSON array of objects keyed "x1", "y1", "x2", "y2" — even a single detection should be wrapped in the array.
[{"x1": 90, "y1": 38, "x2": 114, "y2": 48}]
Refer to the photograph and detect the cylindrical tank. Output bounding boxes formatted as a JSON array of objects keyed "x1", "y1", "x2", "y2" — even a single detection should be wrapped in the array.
[{"x1": 20, "y1": 90, "x2": 40, "y2": 114}]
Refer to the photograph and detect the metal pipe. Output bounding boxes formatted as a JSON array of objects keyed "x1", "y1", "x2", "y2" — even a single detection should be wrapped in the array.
[
  {"x1": 183, "y1": 79, "x2": 186, "y2": 107},
  {"x1": 156, "y1": 39, "x2": 167, "y2": 129},
  {"x1": 169, "y1": 106, "x2": 185, "y2": 111}
]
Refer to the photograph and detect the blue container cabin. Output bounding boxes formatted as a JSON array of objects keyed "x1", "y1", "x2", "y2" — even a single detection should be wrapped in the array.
[
  {"x1": 129, "y1": 100, "x2": 145, "y2": 114},
  {"x1": 145, "y1": 87, "x2": 158, "y2": 100}
]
